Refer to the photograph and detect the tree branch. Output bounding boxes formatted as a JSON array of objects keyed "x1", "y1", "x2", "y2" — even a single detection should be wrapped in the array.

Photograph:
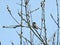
[
  {"x1": 2, "y1": 25, "x2": 28, "y2": 28},
  {"x1": 50, "y1": 13, "x2": 57, "y2": 25},
  {"x1": 7, "y1": 5, "x2": 19, "y2": 24},
  {"x1": 16, "y1": 31, "x2": 32, "y2": 45}
]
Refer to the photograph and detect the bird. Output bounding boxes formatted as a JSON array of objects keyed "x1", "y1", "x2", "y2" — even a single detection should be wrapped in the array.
[
  {"x1": 32, "y1": 22, "x2": 42, "y2": 30},
  {"x1": 32, "y1": 22, "x2": 38, "y2": 29}
]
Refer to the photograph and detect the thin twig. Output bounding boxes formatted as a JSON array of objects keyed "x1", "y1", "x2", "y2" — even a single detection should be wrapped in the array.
[
  {"x1": 16, "y1": 31, "x2": 32, "y2": 45},
  {"x1": 30, "y1": 8, "x2": 40, "y2": 13},
  {"x1": 28, "y1": 23, "x2": 46, "y2": 45},
  {"x1": 56, "y1": 0, "x2": 59, "y2": 45},
  {"x1": 2, "y1": 25, "x2": 28, "y2": 28},
  {"x1": 16, "y1": 3, "x2": 25, "y2": 7},
  {"x1": 33, "y1": 28, "x2": 44, "y2": 43},
  {"x1": 48, "y1": 32, "x2": 56, "y2": 42},
  {"x1": 0, "y1": 41, "x2": 1, "y2": 45},
  {"x1": 50, "y1": 13, "x2": 57, "y2": 25},
  {"x1": 7, "y1": 5, "x2": 19, "y2": 24},
  {"x1": 18, "y1": 11, "x2": 28, "y2": 23},
  {"x1": 11, "y1": 41, "x2": 14, "y2": 45},
  {"x1": 41, "y1": 0, "x2": 47, "y2": 45}
]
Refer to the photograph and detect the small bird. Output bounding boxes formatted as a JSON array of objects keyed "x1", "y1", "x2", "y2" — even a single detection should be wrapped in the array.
[{"x1": 32, "y1": 22, "x2": 38, "y2": 29}]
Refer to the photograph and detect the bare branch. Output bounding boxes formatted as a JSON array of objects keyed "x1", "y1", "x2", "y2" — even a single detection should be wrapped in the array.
[
  {"x1": 33, "y1": 28, "x2": 44, "y2": 43},
  {"x1": 16, "y1": 3, "x2": 25, "y2": 7},
  {"x1": 2, "y1": 25, "x2": 28, "y2": 28},
  {"x1": 48, "y1": 32, "x2": 56, "y2": 42},
  {"x1": 11, "y1": 41, "x2": 14, "y2": 45},
  {"x1": 0, "y1": 41, "x2": 1, "y2": 45},
  {"x1": 18, "y1": 11, "x2": 28, "y2": 23},
  {"x1": 30, "y1": 8, "x2": 40, "y2": 13},
  {"x1": 7, "y1": 5, "x2": 19, "y2": 24},
  {"x1": 16, "y1": 31, "x2": 32, "y2": 45},
  {"x1": 2, "y1": 24, "x2": 41, "y2": 29},
  {"x1": 50, "y1": 13, "x2": 57, "y2": 25},
  {"x1": 28, "y1": 24, "x2": 46, "y2": 45}
]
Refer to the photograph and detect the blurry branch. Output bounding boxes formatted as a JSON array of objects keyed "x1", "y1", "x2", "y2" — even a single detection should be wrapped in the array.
[
  {"x1": 7, "y1": 5, "x2": 11, "y2": 15},
  {"x1": 52, "y1": 32, "x2": 56, "y2": 45},
  {"x1": 11, "y1": 24, "x2": 45, "y2": 45},
  {"x1": 41, "y1": 0, "x2": 47, "y2": 45},
  {"x1": 0, "y1": 41, "x2": 1, "y2": 45},
  {"x1": 33, "y1": 29, "x2": 43, "y2": 41},
  {"x1": 23, "y1": 41, "x2": 26, "y2": 45},
  {"x1": 22, "y1": 35, "x2": 32, "y2": 45},
  {"x1": 16, "y1": 3, "x2": 25, "y2": 7},
  {"x1": 20, "y1": 0, "x2": 23, "y2": 45},
  {"x1": 2, "y1": 24, "x2": 42, "y2": 30},
  {"x1": 38, "y1": 27, "x2": 42, "y2": 30},
  {"x1": 23, "y1": 1, "x2": 45, "y2": 44},
  {"x1": 50, "y1": 1, "x2": 60, "y2": 45},
  {"x1": 33, "y1": 29, "x2": 46, "y2": 45},
  {"x1": 18, "y1": 11, "x2": 28, "y2": 23},
  {"x1": 56, "y1": 0, "x2": 59, "y2": 45},
  {"x1": 30, "y1": 30, "x2": 34, "y2": 45},
  {"x1": 7, "y1": 5, "x2": 19, "y2": 24},
  {"x1": 24, "y1": 0, "x2": 45, "y2": 44},
  {"x1": 50, "y1": 13, "x2": 57, "y2": 25},
  {"x1": 26, "y1": 21, "x2": 42, "y2": 42},
  {"x1": 27, "y1": 23, "x2": 46, "y2": 45},
  {"x1": 26, "y1": 40, "x2": 28, "y2": 45},
  {"x1": 11, "y1": 41, "x2": 14, "y2": 45},
  {"x1": 16, "y1": 0, "x2": 30, "y2": 7},
  {"x1": 17, "y1": 3, "x2": 40, "y2": 14},
  {"x1": 16, "y1": 31, "x2": 32, "y2": 45},
  {"x1": 17, "y1": 10, "x2": 26, "y2": 16},
  {"x1": 30, "y1": 8, "x2": 40, "y2": 13},
  {"x1": 56, "y1": 0, "x2": 59, "y2": 17},
  {"x1": 2, "y1": 25, "x2": 28, "y2": 28},
  {"x1": 48, "y1": 32, "x2": 56, "y2": 43}
]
